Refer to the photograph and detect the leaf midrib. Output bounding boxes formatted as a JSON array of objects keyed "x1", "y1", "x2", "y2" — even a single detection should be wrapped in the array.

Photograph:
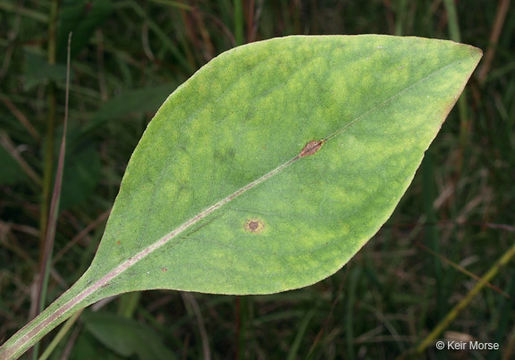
[
  {"x1": 83, "y1": 56, "x2": 466, "y2": 292},
  {"x1": 133, "y1": 53, "x2": 462, "y2": 255},
  {"x1": 13, "y1": 56, "x2": 465, "y2": 352}
]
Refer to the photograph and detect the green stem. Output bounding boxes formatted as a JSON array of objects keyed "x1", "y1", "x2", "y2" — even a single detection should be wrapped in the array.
[
  {"x1": 345, "y1": 268, "x2": 361, "y2": 360},
  {"x1": 287, "y1": 310, "x2": 315, "y2": 360},
  {"x1": 0, "y1": 275, "x2": 92, "y2": 360},
  {"x1": 443, "y1": 0, "x2": 469, "y2": 150},
  {"x1": 394, "y1": 0, "x2": 408, "y2": 36},
  {"x1": 35, "y1": 1, "x2": 59, "y2": 357},
  {"x1": 442, "y1": 0, "x2": 461, "y2": 41},
  {"x1": 237, "y1": 296, "x2": 247, "y2": 358},
  {"x1": 38, "y1": 309, "x2": 83, "y2": 360},
  {"x1": 36, "y1": 31, "x2": 72, "y2": 358},
  {"x1": 422, "y1": 153, "x2": 444, "y2": 318},
  {"x1": 234, "y1": 0, "x2": 244, "y2": 45},
  {"x1": 415, "y1": 242, "x2": 515, "y2": 354},
  {"x1": 39, "y1": 0, "x2": 59, "y2": 266}
]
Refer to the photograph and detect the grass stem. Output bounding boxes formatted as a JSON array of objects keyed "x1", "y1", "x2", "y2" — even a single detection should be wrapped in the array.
[
  {"x1": 234, "y1": 0, "x2": 244, "y2": 45},
  {"x1": 33, "y1": 32, "x2": 73, "y2": 360},
  {"x1": 443, "y1": 0, "x2": 470, "y2": 152},
  {"x1": 415, "y1": 242, "x2": 515, "y2": 354}
]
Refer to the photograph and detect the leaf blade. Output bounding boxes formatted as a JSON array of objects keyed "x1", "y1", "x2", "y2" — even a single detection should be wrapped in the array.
[
  {"x1": 0, "y1": 35, "x2": 482, "y2": 360},
  {"x1": 86, "y1": 35, "x2": 481, "y2": 295}
]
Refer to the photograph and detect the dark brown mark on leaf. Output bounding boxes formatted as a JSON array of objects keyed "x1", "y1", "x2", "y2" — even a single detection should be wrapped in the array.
[
  {"x1": 244, "y1": 218, "x2": 265, "y2": 234},
  {"x1": 299, "y1": 140, "x2": 324, "y2": 158},
  {"x1": 249, "y1": 221, "x2": 259, "y2": 230},
  {"x1": 161, "y1": 267, "x2": 168, "y2": 272}
]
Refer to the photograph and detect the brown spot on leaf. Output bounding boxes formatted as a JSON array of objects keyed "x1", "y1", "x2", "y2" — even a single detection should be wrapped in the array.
[
  {"x1": 244, "y1": 218, "x2": 265, "y2": 234},
  {"x1": 161, "y1": 267, "x2": 168, "y2": 272},
  {"x1": 116, "y1": 240, "x2": 121, "y2": 245},
  {"x1": 299, "y1": 140, "x2": 324, "y2": 158}
]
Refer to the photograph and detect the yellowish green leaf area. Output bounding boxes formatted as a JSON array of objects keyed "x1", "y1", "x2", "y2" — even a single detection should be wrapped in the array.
[
  {"x1": 0, "y1": 35, "x2": 483, "y2": 360},
  {"x1": 91, "y1": 35, "x2": 480, "y2": 296}
]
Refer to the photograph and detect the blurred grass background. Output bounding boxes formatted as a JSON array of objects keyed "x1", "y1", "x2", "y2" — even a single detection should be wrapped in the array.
[{"x1": 0, "y1": 0, "x2": 513, "y2": 359}]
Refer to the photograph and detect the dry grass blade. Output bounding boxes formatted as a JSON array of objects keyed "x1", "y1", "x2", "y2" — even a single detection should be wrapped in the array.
[
  {"x1": 0, "y1": 94, "x2": 40, "y2": 141},
  {"x1": 412, "y1": 242, "x2": 515, "y2": 356},
  {"x1": 415, "y1": 241, "x2": 510, "y2": 298},
  {"x1": 478, "y1": 0, "x2": 511, "y2": 83},
  {"x1": 0, "y1": 132, "x2": 41, "y2": 185},
  {"x1": 52, "y1": 210, "x2": 110, "y2": 265}
]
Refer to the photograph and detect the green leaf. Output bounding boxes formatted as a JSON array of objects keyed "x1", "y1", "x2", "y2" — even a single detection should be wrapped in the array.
[
  {"x1": 0, "y1": 35, "x2": 482, "y2": 359},
  {"x1": 69, "y1": 332, "x2": 121, "y2": 360},
  {"x1": 82, "y1": 312, "x2": 176, "y2": 360},
  {"x1": 87, "y1": 35, "x2": 481, "y2": 295}
]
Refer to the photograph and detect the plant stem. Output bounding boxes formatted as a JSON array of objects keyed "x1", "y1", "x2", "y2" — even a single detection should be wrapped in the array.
[
  {"x1": 0, "y1": 277, "x2": 89, "y2": 360},
  {"x1": 33, "y1": 32, "x2": 73, "y2": 360},
  {"x1": 1, "y1": 143, "x2": 306, "y2": 359},
  {"x1": 236, "y1": 296, "x2": 247, "y2": 359},
  {"x1": 39, "y1": 0, "x2": 58, "y2": 268},
  {"x1": 345, "y1": 268, "x2": 360, "y2": 360},
  {"x1": 443, "y1": 0, "x2": 461, "y2": 41},
  {"x1": 38, "y1": 309, "x2": 83, "y2": 360},
  {"x1": 443, "y1": 0, "x2": 469, "y2": 151},
  {"x1": 477, "y1": 0, "x2": 511, "y2": 83},
  {"x1": 421, "y1": 153, "x2": 444, "y2": 318},
  {"x1": 394, "y1": 0, "x2": 408, "y2": 36},
  {"x1": 287, "y1": 310, "x2": 315, "y2": 360},
  {"x1": 234, "y1": 0, "x2": 244, "y2": 45},
  {"x1": 415, "y1": 242, "x2": 515, "y2": 353},
  {"x1": 34, "y1": 0, "x2": 59, "y2": 357}
]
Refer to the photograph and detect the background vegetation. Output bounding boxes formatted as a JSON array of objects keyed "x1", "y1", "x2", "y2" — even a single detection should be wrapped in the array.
[{"x1": 0, "y1": 0, "x2": 513, "y2": 359}]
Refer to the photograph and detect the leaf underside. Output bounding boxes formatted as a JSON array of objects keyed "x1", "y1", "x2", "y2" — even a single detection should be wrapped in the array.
[
  {"x1": 86, "y1": 35, "x2": 481, "y2": 297},
  {"x1": 0, "y1": 35, "x2": 484, "y2": 359}
]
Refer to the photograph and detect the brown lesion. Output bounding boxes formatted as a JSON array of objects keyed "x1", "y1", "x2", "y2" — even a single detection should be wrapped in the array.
[
  {"x1": 299, "y1": 139, "x2": 324, "y2": 158},
  {"x1": 244, "y1": 218, "x2": 265, "y2": 234}
]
